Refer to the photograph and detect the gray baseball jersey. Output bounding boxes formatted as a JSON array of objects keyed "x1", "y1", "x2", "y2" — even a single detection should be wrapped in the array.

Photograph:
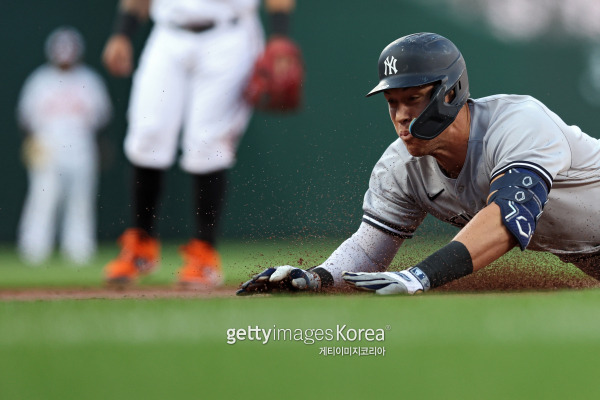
[{"x1": 363, "y1": 94, "x2": 600, "y2": 257}]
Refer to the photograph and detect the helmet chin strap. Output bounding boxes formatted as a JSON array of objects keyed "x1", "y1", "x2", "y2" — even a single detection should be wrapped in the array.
[{"x1": 409, "y1": 118, "x2": 417, "y2": 133}]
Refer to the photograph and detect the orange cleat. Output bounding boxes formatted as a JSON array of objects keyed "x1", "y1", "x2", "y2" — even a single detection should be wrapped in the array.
[
  {"x1": 177, "y1": 239, "x2": 224, "y2": 289},
  {"x1": 104, "y1": 228, "x2": 160, "y2": 286}
]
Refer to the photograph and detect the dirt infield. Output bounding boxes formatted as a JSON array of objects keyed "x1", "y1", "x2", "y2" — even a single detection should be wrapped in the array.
[
  {"x1": 436, "y1": 262, "x2": 600, "y2": 293},
  {"x1": 2, "y1": 261, "x2": 599, "y2": 301},
  {"x1": 0, "y1": 286, "x2": 240, "y2": 301}
]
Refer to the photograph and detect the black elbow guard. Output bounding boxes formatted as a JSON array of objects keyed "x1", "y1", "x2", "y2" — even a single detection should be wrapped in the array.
[{"x1": 488, "y1": 168, "x2": 549, "y2": 250}]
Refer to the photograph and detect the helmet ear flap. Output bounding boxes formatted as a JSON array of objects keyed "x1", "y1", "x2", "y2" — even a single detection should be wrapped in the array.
[
  {"x1": 448, "y1": 71, "x2": 469, "y2": 108},
  {"x1": 409, "y1": 69, "x2": 469, "y2": 140},
  {"x1": 409, "y1": 83, "x2": 453, "y2": 140}
]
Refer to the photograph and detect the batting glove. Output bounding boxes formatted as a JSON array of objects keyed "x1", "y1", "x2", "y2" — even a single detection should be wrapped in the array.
[
  {"x1": 236, "y1": 266, "x2": 321, "y2": 296},
  {"x1": 342, "y1": 268, "x2": 429, "y2": 295}
]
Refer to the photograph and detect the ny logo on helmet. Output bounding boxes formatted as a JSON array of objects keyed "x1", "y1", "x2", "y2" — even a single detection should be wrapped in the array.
[{"x1": 384, "y1": 56, "x2": 397, "y2": 76}]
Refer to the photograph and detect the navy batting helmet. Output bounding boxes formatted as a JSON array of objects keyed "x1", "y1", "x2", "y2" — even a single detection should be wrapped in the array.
[{"x1": 366, "y1": 32, "x2": 469, "y2": 140}]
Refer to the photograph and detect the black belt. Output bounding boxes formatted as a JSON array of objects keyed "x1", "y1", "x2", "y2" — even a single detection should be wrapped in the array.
[{"x1": 178, "y1": 18, "x2": 239, "y2": 33}]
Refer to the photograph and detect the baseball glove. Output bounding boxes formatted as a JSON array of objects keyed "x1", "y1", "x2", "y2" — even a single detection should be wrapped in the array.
[{"x1": 244, "y1": 37, "x2": 304, "y2": 112}]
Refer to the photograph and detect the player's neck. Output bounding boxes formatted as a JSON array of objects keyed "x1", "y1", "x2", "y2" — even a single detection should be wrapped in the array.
[{"x1": 432, "y1": 104, "x2": 471, "y2": 179}]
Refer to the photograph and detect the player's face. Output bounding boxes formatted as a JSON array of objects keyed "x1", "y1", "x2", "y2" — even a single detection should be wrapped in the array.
[{"x1": 384, "y1": 85, "x2": 438, "y2": 156}]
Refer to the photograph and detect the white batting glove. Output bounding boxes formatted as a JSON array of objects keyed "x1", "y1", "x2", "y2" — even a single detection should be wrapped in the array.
[
  {"x1": 237, "y1": 266, "x2": 321, "y2": 296},
  {"x1": 342, "y1": 268, "x2": 429, "y2": 295}
]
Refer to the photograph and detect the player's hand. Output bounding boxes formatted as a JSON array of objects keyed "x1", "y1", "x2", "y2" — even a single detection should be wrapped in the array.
[
  {"x1": 21, "y1": 136, "x2": 48, "y2": 170},
  {"x1": 236, "y1": 266, "x2": 321, "y2": 296},
  {"x1": 102, "y1": 34, "x2": 134, "y2": 77},
  {"x1": 342, "y1": 270, "x2": 424, "y2": 295}
]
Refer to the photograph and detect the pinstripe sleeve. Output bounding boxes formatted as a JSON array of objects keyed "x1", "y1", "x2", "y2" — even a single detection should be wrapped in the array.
[{"x1": 316, "y1": 222, "x2": 403, "y2": 286}]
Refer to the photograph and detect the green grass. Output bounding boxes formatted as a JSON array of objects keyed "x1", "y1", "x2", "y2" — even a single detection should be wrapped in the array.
[
  {"x1": 2, "y1": 233, "x2": 583, "y2": 289},
  {"x1": 1, "y1": 236, "x2": 599, "y2": 399},
  {"x1": 0, "y1": 237, "x2": 341, "y2": 288},
  {"x1": 0, "y1": 235, "x2": 453, "y2": 288},
  {"x1": 2, "y1": 293, "x2": 600, "y2": 399}
]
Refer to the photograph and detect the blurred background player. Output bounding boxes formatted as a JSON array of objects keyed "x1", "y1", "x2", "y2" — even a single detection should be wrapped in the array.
[
  {"x1": 16, "y1": 26, "x2": 112, "y2": 266},
  {"x1": 101, "y1": 0, "x2": 299, "y2": 288}
]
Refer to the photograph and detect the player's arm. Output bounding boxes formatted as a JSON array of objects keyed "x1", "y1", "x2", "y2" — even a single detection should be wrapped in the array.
[
  {"x1": 442, "y1": 168, "x2": 547, "y2": 272},
  {"x1": 265, "y1": 0, "x2": 295, "y2": 12},
  {"x1": 342, "y1": 217, "x2": 505, "y2": 295},
  {"x1": 102, "y1": 0, "x2": 150, "y2": 77},
  {"x1": 317, "y1": 222, "x2": 404, "y2": 284},
  {"x1": 237, "y1": 222, "x2": 403, "y2": 295},
  {"x1": 344, "y1": 168, "x2": 549, "y2": 295},
  {"x1": 16, "y1": 74, "x2": 45, "y2": 169},
  {"x1": 453, "y1": 203, "x2": 516, "y2": 272},
  {"x1": 263, "y1": 0, "x2": 295, "y2": 36}
]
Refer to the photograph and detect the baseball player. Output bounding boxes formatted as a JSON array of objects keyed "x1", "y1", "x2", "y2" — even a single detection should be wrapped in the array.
[
  {"x1": 101, "y1": 0, "x2": 301, "y2": 287},
  {"x1": 238, "y1": 32, "x2": 600, "y2": 296},
  {"x1": 16, "y1": 26, "x2": 112, "y2": 266}
]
